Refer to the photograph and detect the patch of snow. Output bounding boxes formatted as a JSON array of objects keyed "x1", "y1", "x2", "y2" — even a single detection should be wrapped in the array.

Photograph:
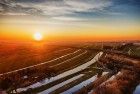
[
  {"x1": 102, "y1": 72, "x2": 108, "y2": 76},
  {"x1": 133, "y1": 84, "x2": 140, "y2": 94},
  {"x1": 38, "y1": 74, "x2": 84, "y2": 94},
  {"x1": 50, "y1": 51, "x2": 87, "y2": 67},
  {"x1": 101, "y1": 71, "x2": 122, "y2": 86},
  {"x1": 23, "y1": 76, "x2": 28, "y2": 79},
  {"x1": 62, "y1": 72, "x2": 108, "y2": 94},
  {"x1": 108, "y1": 75, "x2": 115, "y2": 81},
  {"x1": 61, "y1": 75, "x2": 97, "y2": 94},
  {"x1": 88, "y1": 90, "x2": 94, "y2": 94},
  {"x1": 53, "y1": 48, "x2": 71, "y2": 53},
  {"x1": 17, "y1": 52, "x2": 103, "y2": 93},
  {"x1": 0, "y1": 49, "x2": 81, "y2": 76}
]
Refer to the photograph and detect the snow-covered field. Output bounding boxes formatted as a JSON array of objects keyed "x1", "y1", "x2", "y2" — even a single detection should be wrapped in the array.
[
  {"x1": 39, "y1": 74, "x2": 84, "y2": 94},
  {"x1": 61, "y1": 75, "x2": 97, "y2": 94},
  {"x1": 101, "y1": 71, "x2": 121, "y2": 86},
  {"x1": 0, "y1": 49, "x2": 81, "y2": 76},
  {"x1": 50, "y1": 51, "x2": 87, "y2": 67},
  {"x1": 62, "y1": 72, "x2": 108, "y2": 94},
  {"x1": 17, "y1": 52, "x2": 103, "y2": 93}
]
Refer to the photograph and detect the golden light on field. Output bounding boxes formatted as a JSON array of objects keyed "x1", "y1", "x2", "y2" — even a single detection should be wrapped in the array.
[{"x1": 33, "y1": 32, "x2": 43, "y2": 41}]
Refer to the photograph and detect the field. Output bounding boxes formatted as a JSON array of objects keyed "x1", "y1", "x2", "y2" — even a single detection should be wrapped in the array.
[{"x1": 0, "y1": 41, "x2": 140, "y2": 94}]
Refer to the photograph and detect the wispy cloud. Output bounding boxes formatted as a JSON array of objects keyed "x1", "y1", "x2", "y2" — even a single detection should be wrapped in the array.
[
  {"x1": 52, "y1": 16, "x2": 88, "y2": 21},
  {"x1": 64, "y1": 0, "x2": 112, "y2": 12},
  {"x1": 0, "y1": 0, "x2": 112, "y2": 16},
  {"x1": 0, "y1": 0, "x2": 43, "y2": 15},
  {"x1": 0, "y1": 0, "x2": 139, "y2": 21}
]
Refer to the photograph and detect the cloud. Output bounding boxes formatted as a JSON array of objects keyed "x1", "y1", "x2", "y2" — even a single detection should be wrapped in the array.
[
  {"x1": 0, "y1": 0, "x2": 43, "y2": 15},
  {"x1": 64, "y1": 0, "x2": 112, "y2": 12},
  {"x1": 0, "y1": 0, "x2": 112, "y2": 17},
  {"x1": 0, "y1": 0, "x2": 139, "y2": 22},
  {"x1": 52, "y1": 16, "x2": 87, "y2": 21},
  {"x1": 0, "y1": 5, "x2": 4, "y2": 12}
]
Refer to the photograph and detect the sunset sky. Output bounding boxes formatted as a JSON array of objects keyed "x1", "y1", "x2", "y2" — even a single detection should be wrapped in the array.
[{"x1": 0, "y1": 0, "x2": 140, "y2": 42}]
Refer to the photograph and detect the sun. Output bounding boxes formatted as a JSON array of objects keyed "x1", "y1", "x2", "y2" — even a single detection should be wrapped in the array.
[{"x1": 33, "y1": 32, "x2": 43, "y2": 41}]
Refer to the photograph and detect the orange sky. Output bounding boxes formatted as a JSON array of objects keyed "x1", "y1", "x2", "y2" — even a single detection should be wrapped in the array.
[
  {"x1": 0, "y1": 0, "x2": 140, "y2": 42},
  {"x1": 0, "y1": 17, "x2": 140, "y2": 42}
]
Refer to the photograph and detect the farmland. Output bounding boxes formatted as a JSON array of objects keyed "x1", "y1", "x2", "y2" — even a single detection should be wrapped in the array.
[{"x1": 0, "y1": 41, "x2": 140, "y2": 94}]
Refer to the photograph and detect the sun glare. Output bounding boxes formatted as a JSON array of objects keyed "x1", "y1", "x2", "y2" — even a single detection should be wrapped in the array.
[{"x1": 33, "y1": 32, "x2": 43, "y2": 41}]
